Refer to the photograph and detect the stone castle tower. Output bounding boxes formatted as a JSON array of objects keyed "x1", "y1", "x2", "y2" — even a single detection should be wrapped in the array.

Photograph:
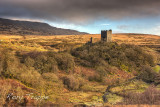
[{"x1": 101, "y1": 30, "x2": 112, "y2": 42}]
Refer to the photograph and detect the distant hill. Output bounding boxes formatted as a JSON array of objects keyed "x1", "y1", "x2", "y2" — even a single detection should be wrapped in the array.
[
  {"x1": 0, "y1": 18, "x2": 88, "y2": 35},
  {"x1": 114, "y1": 33, "x2": 158, "y2": 36}
]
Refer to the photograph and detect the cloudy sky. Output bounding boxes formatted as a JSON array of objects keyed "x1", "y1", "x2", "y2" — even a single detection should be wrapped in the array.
[{"x1": 1, "y1": 0, "x2": 160, "y2": 35}]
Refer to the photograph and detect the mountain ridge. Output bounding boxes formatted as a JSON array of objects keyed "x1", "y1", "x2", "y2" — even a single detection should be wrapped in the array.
[{"x1": 0, "y1": 18, "x2": 88, "y2": 36}]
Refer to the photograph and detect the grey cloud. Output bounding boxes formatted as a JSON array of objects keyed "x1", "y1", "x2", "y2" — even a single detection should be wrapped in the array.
[{"x1": 0, "y1": 0, "x2": 160, "y2": 24}]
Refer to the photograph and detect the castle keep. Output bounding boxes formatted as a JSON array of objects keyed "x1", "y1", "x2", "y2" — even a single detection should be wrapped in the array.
[
  {"x1": 101, "y1": 30, "x2": 112, "y2": 42},
  {"x1": 87, "y1": 29, "x2": 112, "y2": 44}
]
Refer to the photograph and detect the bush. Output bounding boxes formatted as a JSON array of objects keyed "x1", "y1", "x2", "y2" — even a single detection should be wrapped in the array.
[
  {"x1": 24, "y1": 56, "x2": 35, "y2": 67},
  {"x1": 19, "y1": 68, "x2": 41, "y2": 86},
  {"x1": 30, "y1": 54, "x2": 58, "y2": 74},
  {"x1": 0, "y1": 81, "x2": 12, "y2": 106},
  {"x1": 78, "y1": 67, "x2": 100, "y2": 82},
  {"x1": 154, "y1": 73, "x2": 160, "y2": 85},
  {"x1": 23, "y1": 51, "x2": 43, "y2": 59},
  {"x1": 20, "y1": 69, "x2": 45, "y2": 89},
  {"x1": 34, "y1": 55, "x2": 49, "y2": 73},
  {"x1": 95, "y1": 66, "x2": 108, "y2": 82},
  {"x1": 62, "y1": 75, "x2": 79, "y2": 91},
  {"x1": 122, "y1": 86, "x2": 160, "y2": 105},
  {"x1": 88, "y1": 73, "x2": 101, "y2": 82},
  {"x1": 78, "y1": 77, "x2": 85, "y2": 88},
  {"x1": 24, "y1": 52, "x2": 74, "y2": 73},
  {"x1": 0, "y1": 49, "x2": 19, "y2": 78},
  {"x1": 71, "y1": 42, "x2": 155, "y2": 72},
  {"x1": 22, "y1": 51, "x2": 76, "y2": 74},
  {"x1": 42, "y1": 73, "x2": 59, "y2": 82},
  {"x1": 139, "y1": 65, "x2": 156, "y2": 83},
  {"x1": 54, "y1": 53, "x2": 75, "y2": 73}
]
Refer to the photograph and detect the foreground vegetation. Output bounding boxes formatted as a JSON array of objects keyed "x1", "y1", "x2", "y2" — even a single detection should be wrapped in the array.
[{"x1": 0, "y1": 35, "x2": 160, "y2": 106}]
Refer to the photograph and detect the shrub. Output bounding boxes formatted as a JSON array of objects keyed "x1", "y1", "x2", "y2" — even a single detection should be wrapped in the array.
[
  {"x1": 54, "y1": 53, "x2": 75, "y2": 73},
  {"x1": 0, "y1": 81, "x2": 12, "y2": 106},
  {"x1": 24, "y1": 56, "x2": 35, "y2": 67},
  {"x1": 154, "y1": 73, "x2": 160, "y2": 85},
  {"x1": 95, "y1": 66, "x2": 108, "y2": 82},
  {"x1": 19, "y1": 67, "x2": 44, "y2": 88},
  {"x1": 0, "y1": 49, "x2": 19, "y2": 78},
  {"x1": 139, "y1": 65, "x2": 156, "y2": 83},
  {"x1": 122, "y1": 86, "x2": 160, "y2": 105},
  {"x1": 23, "y1": 51, "x2": 76, "y2": 74},
  {"x1": 78, "y1": 67, "x2": 100, "y2": 82},
  {"x1": 0, "y1": 80, "x2": 28, "y2": 106},
  {"x1": 0, "y1": 49, "x2": 46, "y2": 89},
  {"x1": 42, "y1": 73, "x2": 59, "y2": 82},
  {"x1": 71, "y1": 42, "x2": 155, "y2": 72},
  {"x1": 46, "y1": 57, "x2": 59, "y2": 73},
  {"x1": 33, "y1": 55, "x2": 58, "y2": 74},
  {"x1": 78, "y1": 77, "x2": 85, "y2": 88},
  {"x1": 88, "y1": 73, "x2": 101, "y2": 82},
  {"x1": 23, "y1": 51, "x2": 43, "y2": 59},
  {"x1": 62, "y1": 75, "x2": 79, "y2": 91}
]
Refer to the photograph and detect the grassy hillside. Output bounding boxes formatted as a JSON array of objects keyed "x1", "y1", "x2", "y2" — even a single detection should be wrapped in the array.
[{"x1": 0, "y1": 34, "x2": 160, "y2": 106}]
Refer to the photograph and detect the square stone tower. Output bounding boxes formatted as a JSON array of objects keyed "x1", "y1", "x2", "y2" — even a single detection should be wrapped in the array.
[{"x1": 101, "y1": 30, "x2": 112, "y2": 42}]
